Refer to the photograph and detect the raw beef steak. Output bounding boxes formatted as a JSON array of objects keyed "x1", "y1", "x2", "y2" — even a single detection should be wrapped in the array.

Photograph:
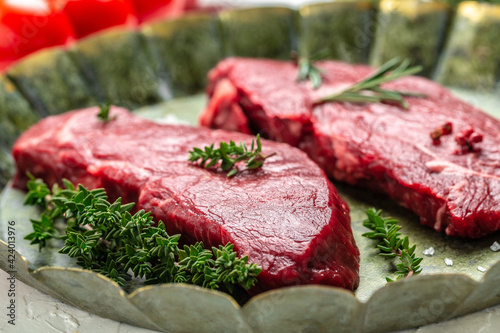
[
  {"x1": 201, "y1": 57, "x2": 500, "y2": 238},
  {"x1": 12, "y1": 107, "x2": 360, "y2": 292}
]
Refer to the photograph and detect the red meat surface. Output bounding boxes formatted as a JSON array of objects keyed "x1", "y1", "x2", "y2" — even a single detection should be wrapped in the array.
[
  {"x1": 201, "y1": 57, "x2": 500, "y2": 239},
  {"x1": 12, "y1": 107, "x2": 360, "y2": 292}
]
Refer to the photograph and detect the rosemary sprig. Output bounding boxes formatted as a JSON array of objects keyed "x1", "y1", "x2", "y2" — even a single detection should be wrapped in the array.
[
  {"x1": 24, "y1": 178, "x2": 261, "y2": 291},
  {"x1": 315, "y1": 58, "x2": 426, "y2": 109},
  {"x1": 362, "y1": 208, "x2": 423, "y2": 282},
  {"x1": 188, "y1": 134, "x2": 276, "y2": 177},
  {"x1": 297, "y1": 58, "x2": 324, "y2": 89},
  {"x1": 294, "y1": 50, "x2": 328, "y2": 89}
]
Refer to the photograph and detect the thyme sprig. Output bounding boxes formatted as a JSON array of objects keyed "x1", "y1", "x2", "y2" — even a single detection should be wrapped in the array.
[
  {"x1": 188, "y1": 134, "x2": 276, "y2": 177},
  {"x1": 362, "y1": 208, "x2": 423, "y2": 282},
  {"x1": 97, "y1": 102, "x2": 115, "y2": 122},
  {"x1": 24, "y1": 174, "x2": 73, "y2": 250},
  {"x1": 315, "y1": 58, "x2": 426, "y2": 109},
  {"x1": 24, "y1": 178, "x2": 261, "y2": 291}
]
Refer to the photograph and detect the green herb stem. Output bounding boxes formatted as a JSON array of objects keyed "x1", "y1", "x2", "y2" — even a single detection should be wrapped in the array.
[
  {"x1": 97, "y1": 103, "x2": 115, "y2": 122},
  {"x1": 315, "y1": 58, "x2": 426, "y2": 109},
  {"x1": 294, "y1": 50, "x2": 329, "y2": 89},
  {"x1": 297, "y1": 58, "x2": 324, "y2": 89},
  {"x1": 24, "y1": 177, "x2": 261, "y2": 291},
  {"x1": 188, "y1": 134, "x2": 276, "y2": 177},
  {"x1": 362, "y1": 208, "x2": 423, "y2": 282}
]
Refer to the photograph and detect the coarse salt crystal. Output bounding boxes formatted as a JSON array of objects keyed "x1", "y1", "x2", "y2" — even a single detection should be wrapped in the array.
[
  {"x1": 490, "y1": 241, "x2": 500, "y2": 252},
  {"x1": 445, "y1": 258, "x2": 453, "y2": 266},
  {"x1": 423, "y1": 247, "x2": 435, "y2": 256},
  {"x1": 477, "y1": 266, "x2": 487, "y2": 272}
]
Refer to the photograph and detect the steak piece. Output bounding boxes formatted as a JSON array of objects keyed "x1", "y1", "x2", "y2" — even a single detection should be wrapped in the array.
[
  {"x1": 201, "y1": 57, "x2": 500, "y2": 239},
  {"x1": 12, "y1": 107, "x2": 360, "y2": 292}
]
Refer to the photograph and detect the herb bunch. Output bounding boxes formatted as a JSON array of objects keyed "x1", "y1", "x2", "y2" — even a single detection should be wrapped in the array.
[
  {"x1": 315, "y1": 58, "x2": 425, "y2": 109},
  {"x1": 188, "y1": 134, "x2": 276, "y2": 177},
  {"x1": 362, "y1": 208, "x2": 423, "y2": 282},
  {"x1": 24, "y1": 177, "x2": 261, "y2": 292}
]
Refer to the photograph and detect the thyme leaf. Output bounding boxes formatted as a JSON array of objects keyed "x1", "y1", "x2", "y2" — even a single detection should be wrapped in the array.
[
  {"x1": 188, "y1": 134, "x2": 276, "y2": 177},
  {"x1": 24, "y1": 178, "x2": 261, "y2": 291},
  {"x1": 362, "y1": 208, "x2": 423, "y2": 282},
  {"x1": 315, "y1": 58, "x2": 426, "y2": 109}
]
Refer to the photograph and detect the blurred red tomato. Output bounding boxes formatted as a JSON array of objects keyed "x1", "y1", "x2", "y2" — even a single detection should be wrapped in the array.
[
  {"x1": 0, "y1": 0, "x2": 75, "y2": 71},
  {"x1": 129, "y1": 0, "x2": 196, "y2": 23},
  {"x1": 60, "y1": 0, "x2": 137, "y2": 39},
  {"x1": 0, "y1": 0, "x2": 199, "y2": 71}
]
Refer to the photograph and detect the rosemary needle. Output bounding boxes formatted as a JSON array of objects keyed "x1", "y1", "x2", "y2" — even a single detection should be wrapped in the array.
[
  {"x1": 315, "y1": 58, "x2": 426, "y2": 109},
  {"x1": 297, "y1": 57, "x2": 324, "y2": 89}
]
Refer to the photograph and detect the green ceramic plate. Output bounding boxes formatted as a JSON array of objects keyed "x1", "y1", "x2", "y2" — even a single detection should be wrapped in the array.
[{"x1": 1, "y1": 1, "x2": 500, "y2": 332}]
